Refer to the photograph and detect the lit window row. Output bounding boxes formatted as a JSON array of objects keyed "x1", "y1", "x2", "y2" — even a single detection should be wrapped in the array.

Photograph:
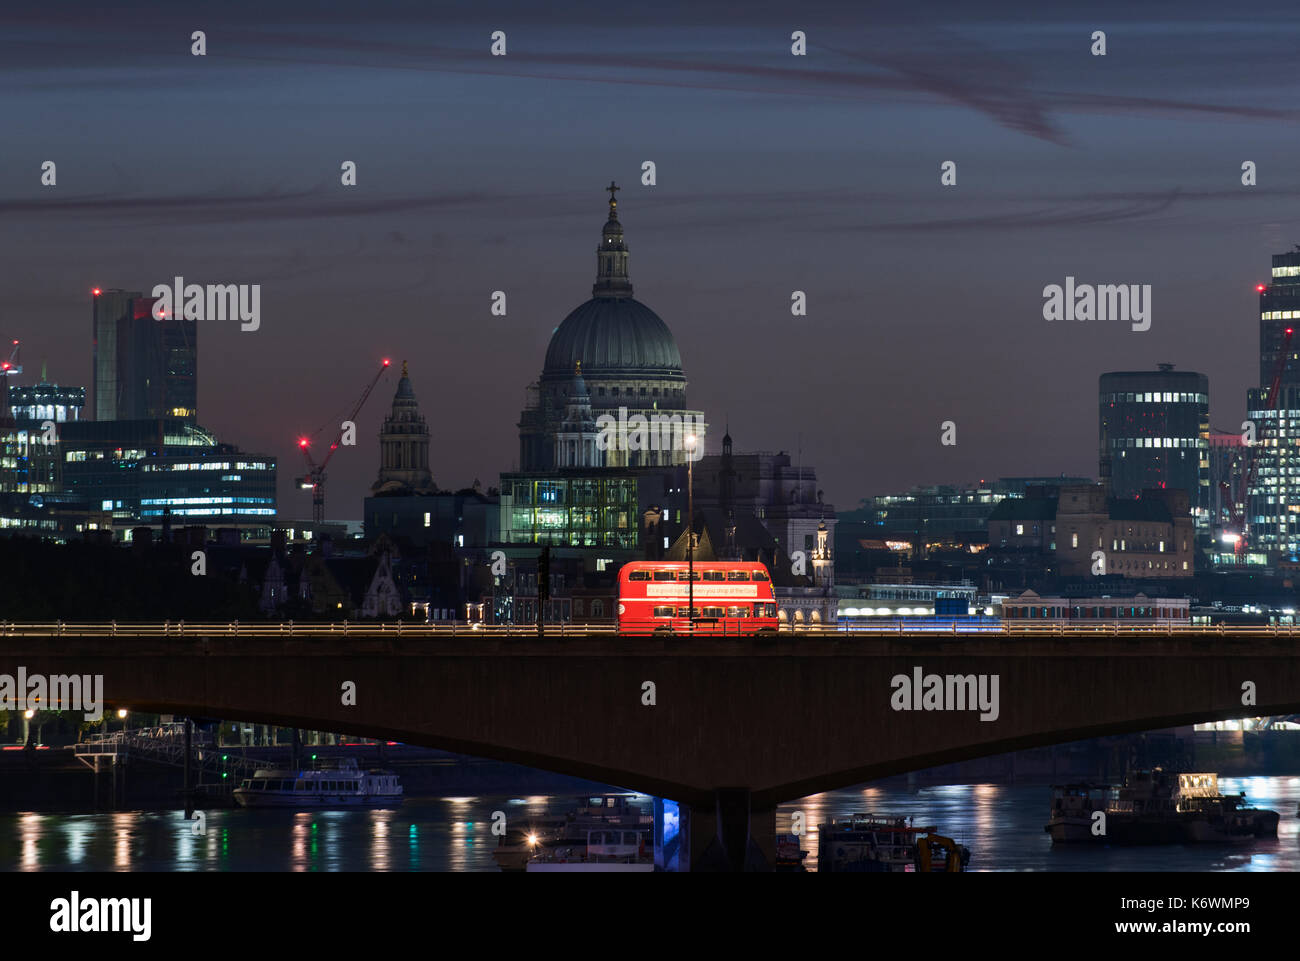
[
  {"x1": 1110, "y1": 436, "x2": 1203, "y2": 449},
  {"x1": 1103, "y1": 391, "x2": 1207, "y2": 405}
]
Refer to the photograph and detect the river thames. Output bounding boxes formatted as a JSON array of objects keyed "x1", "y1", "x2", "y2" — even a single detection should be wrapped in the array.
[{"x1": 3, "y1": 777, "x2": 1298, "y2": 872}]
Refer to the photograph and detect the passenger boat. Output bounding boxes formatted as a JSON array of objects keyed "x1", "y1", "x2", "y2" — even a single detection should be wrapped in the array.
[
  {"x1": 232, "y1": 757, "x2": 402, "y2": 808},
  {"x1": 1045, "y1": 769, "x2": 1278, "y2": 844},
  {"x1": 525, "y1": 827, "x2": 655, "y2": 872},
  {"x1": 816, "y1": 814, "x2": 970, "y2": 872},
  {"x1": 493, "y1": 794, "x2": 652, "y2": 872}
]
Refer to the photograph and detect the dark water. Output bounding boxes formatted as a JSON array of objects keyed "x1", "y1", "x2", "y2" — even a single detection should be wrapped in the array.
[{"x1": 3, "y1": 778, "x2": 1298, "y2": 871}]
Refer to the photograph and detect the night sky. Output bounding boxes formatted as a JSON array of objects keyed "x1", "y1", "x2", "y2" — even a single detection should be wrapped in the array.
[{"x1": 4, "y1": 0, "x2": 1299, "y2": 518}]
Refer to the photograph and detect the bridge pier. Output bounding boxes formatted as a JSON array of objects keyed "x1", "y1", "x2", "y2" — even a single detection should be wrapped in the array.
[{"x1": 682, "y1": 789, "x2": 776, "y2": 872}]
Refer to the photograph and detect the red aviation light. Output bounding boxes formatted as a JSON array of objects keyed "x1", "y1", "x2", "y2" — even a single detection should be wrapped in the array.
[
  {"x1": 382, "y1": 358, "x2": 391, "y2": 367},
  {"x1": 298, "y1": 438, "x2": 309, "y2": 448},
  {"x1": 1257, "y1": 284, "x2": 1267, "y2": 292},
  {"x1": 92, "y1": 288, "x2": 102, "y2": 296}
]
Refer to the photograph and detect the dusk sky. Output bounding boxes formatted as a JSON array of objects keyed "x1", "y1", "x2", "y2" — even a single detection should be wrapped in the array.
[{"x1": 5, "y1": 0, "x2": 1300, "y2": 517}]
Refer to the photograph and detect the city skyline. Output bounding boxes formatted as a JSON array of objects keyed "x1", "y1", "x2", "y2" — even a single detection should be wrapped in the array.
[{"x1": 4, "y1": 1, "x2": 1300, "y2": 517}]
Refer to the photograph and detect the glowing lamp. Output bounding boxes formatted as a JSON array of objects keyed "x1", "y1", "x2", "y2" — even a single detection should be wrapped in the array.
[
  {"x1": 92, "y1": 288, "x2": 101, "y2": 296},
  {"x1": 1257, "y1": 284, "x2": 1267, "y2": 292},
  {"x1": 382, "y1": 358, "x2": 391, "y2": 367}
]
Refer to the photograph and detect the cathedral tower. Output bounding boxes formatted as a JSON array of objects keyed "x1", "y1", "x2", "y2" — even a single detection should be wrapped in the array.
[{"x1": 372, "y1": 361, "x2": 435, "y2": 495}]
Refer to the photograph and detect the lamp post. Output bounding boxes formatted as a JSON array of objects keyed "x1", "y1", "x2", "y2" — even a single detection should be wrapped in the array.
[{"x1": 685, "y1": 434, "x2": 696, "y2": 633}]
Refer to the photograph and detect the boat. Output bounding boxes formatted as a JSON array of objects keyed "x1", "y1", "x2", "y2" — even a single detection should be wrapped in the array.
[
  {"x1": 493, "y1": 794, "x2": 652, "y2": 872},
  {"x1": 1045, "y1": 769, "x2": 1278, "y2": 844},
  {"x1": 816, "y1": 814, "x2": 971, "y2": 872},
  {"x1": 774, "y1": 833, "x2": 809, "y2": 872},
  {"x1": 1045, "y1": 782, "x2": 1117, "y2": 842},
  {"x1": 525, "y1": 827, "x2": 655, "y2": 872},
  {"x1": 232, "y1": 757, "x2": 402, "y2": 808}
]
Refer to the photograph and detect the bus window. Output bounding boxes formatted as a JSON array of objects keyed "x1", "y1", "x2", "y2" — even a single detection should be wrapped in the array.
[
  {"x1": 652, "y1": 606, "x2": 674, "y2": 617},
  {"x1": 652, "y1": 571, "x2": 675, "y2": 581},
  {"x1": 726, "y1": 606, "x2": 749, "y2": 618},
  {"x1": 727, "y1": 571, "x2": 751, "y2": 581},
  {"x1": 752, "y1": 570, "x2": 770, "y2": 582},
  {"x1": 702, "y1": 607, "x2": 725, "y2": 617},
  {"x1": 676, "y1": 570, "x2": 701, "y2": 581},
  {"x1": 677, "y1": 607, "x2": 700, "y2": 618},
  {"x1": 702, "y1": 570, "x2": 725, "y2": 581},
  {"x1": 628, "y1": 570, "x2": 650, "y2": 581},
  {"x1": 765, "y1": 604, "x2": 777, "y2": 617}
]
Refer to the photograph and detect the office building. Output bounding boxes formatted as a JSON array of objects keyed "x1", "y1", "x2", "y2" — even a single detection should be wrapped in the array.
[
  {"x1": 1246, "y1": 249, "x2": 1300, "y2": 562},
  {"x1": 1099, "y1": 365, "x2": 1209, "y2": 533},
  {"x1": 59, "y1": 418, "x2": 276, "y2": 538},
  {"x1": 92, "y1": 288, "x2": 197, "y2": 422}
]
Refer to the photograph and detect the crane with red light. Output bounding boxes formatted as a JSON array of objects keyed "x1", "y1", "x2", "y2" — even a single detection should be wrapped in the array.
[
  {"x1": 1222, "y1": 322, "x2": 1294, "y2": 556},
  {"x1": 296, "y1": 358, "x2": 391, "y2": 524}
]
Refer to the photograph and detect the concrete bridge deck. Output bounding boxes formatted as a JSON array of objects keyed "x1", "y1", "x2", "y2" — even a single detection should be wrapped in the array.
[{"x1": 4, "y1": 625, "x2": 1297, "y2": 869}]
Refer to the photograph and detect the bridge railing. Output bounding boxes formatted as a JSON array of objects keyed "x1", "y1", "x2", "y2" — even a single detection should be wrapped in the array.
[{"x1": 1, "y1": 620, "x2": 1298, "y2": 638}]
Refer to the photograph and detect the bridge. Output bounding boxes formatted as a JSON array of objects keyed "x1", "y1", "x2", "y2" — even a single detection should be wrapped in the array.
[{"x1": 3, "y1": 622, "x2": 1299, "y2": 870}]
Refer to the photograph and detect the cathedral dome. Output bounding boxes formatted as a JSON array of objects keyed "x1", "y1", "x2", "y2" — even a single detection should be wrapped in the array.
[{"x1": 543, "y1": 298, "x2": 682, "y2": 378}]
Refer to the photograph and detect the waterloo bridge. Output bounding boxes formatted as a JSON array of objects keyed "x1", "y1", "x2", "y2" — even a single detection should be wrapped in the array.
[{"x1": 3, "y1": 622, "x2": 1298, "y2": 870}]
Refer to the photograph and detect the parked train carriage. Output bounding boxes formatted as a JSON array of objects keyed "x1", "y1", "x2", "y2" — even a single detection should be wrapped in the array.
[{"x1": 617, "y1": 561, "x2": 780, "y2": 635}]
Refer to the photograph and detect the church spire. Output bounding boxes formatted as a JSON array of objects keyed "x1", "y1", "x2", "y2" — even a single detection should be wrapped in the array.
[{"x1": 594, "y1": 180, "x2": 633, "y2": 300}]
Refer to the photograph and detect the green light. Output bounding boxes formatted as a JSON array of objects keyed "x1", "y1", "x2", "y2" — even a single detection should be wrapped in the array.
[
  {"x1": 221, "y1": 755, "x2": 228, "y2": 761},
  {"x1": 222, "y1": 772, "x2": 228, "y2": 778},
  {"x1": 311, "y1": 754, "x2": 317, "y2": 760}
]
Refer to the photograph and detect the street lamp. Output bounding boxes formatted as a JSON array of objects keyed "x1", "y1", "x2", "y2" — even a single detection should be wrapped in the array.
[{"x1": 685, "y1": 434, "x2": 697, "y2": 633}]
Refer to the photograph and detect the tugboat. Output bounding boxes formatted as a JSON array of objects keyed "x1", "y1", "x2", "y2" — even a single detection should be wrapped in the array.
[
  {"x1": 232, "y1": 757, "x2": 402, "y2": 808},
  {"x1": 1045, "y1": 782, "x2": 1117, "y2": 842},
  {"x1": 1045, "y1": 769, "x2": 1278, "y2": 844},
  {"x1": 817, "y1": 814, "x2": 971, "y2": 872}
]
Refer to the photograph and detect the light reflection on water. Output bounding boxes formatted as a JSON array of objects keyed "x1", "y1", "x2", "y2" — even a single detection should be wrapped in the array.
[
  {"x1": 0, "y1": 779, "x2": 1296, "y2": 872},
  {"x1": 778, "y1": 776, "x2": 1300, "y2": 872}
]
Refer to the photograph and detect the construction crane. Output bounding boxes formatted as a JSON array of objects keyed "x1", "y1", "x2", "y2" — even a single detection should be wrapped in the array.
[
  {"x1": 296, "y1": 358, "x2": 391, "y2": 524},
  {"x1": 1223, "y1": 324, "x2": 1294, "y2": 556}
]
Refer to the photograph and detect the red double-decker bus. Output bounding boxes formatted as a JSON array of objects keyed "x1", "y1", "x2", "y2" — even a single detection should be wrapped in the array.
[{"x1": 616, "y1": 561, "x2": 779, "y2": 635}]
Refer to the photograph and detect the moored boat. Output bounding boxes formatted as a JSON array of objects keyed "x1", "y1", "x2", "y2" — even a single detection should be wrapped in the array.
[
  {"x1": 816, "y1": 814, "x2": 971, "y2": 872},
  {"x1": 525, "y1": 827, "x2": 655, "y2": 872},
  {"x1": 233, "y1": 757, "x2": 402, "y2": 808},
  {"x1": 493, "y1": 794, "x2": 652, "y2": 872},
  {"x1": 1045, "y1": 769, "x2": 1278, "y2": 844}
]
